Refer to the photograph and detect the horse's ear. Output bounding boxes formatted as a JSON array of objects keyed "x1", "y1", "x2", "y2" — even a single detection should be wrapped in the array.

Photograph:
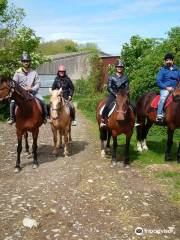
[{"x1": 49, "y1": 88, "x2": 52, "y2": 94}]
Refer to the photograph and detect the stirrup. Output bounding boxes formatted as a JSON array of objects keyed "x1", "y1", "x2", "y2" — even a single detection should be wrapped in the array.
[
  {"x1": 156, "y1": 115, "x2": 164, "y2": 123},
  {"x1": 7, "y1": 118, "x2": 15, "y2": 125},
  {"x1": 72, "y1": 120, "x2": 77, "y2": 126}
]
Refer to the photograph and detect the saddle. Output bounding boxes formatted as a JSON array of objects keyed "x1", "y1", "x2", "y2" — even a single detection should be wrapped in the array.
[
  {"x1": 151, "y1": 94, "x2": 173, "y2": 109},
  {"x1": 100, "y1": 101, "x2": 116, "y2": 118}
]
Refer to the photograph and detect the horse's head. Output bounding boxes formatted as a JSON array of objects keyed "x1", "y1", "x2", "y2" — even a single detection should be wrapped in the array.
[
  {"x1": 116, "y1": 89, "x2": 129, "y2": 121},
  {"x1": 0, "y1": 76, "x2": 12, "y2": 101},
  {"x1": 49, "y1": 88, "x2": 64, "y2": 120},
  {"x1": 173, "y1": 87, "x2": 180, "y2": 102}
]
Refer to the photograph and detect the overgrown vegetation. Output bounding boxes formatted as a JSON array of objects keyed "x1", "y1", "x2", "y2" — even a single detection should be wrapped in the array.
[
  {"x1": 39, "y1": 39, "x2": 99, "y2": 55},
  {"x1": 121, "y1": 27, "x2": 180, "y2": 99}
]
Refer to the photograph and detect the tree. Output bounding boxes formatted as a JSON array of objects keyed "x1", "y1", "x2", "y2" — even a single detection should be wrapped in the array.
[
  {"x1": 0, "y1": 2, "x2": 49, "y2": 76},
  {"x1": 122, "y1": 27, "x2": 180, "y2": 99}
]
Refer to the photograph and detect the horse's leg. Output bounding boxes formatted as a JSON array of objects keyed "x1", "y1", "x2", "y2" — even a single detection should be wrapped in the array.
[
  {"x1": 106, "y1": 130, "x2": 111, "y2": 153},
  {"x1": 177, "y1": 142, "x2": 180, "y2": 163},
  {"x1": 64, "y1": 129, "x2": 69, "y2": 157},
  {"x1": 32, "y1": 128, "x2": 39, "y2": 169},
  {"x1": 51, "y1": 125, "x2": 58, "y2": 155},
  {"x1": 100, "y1": 127, "x2": 107, "y2": 157},
  {"x1": 24, "y1": 131, "x2": 30, "y2": 156},
  {"x1": 15, "y1": 129, "x2": 23, "y2": 173},
  {"x1": 111, "y1": 136, "x2": 117, "y2": 166},
  {"x1": 69, "y1": 123, "x2": 72, "y2": 143},
  {"x1": 136, "y1": 116, "x2": 145, "y2": 152},
  {"x1": 58, "y1": 129, "x2": 63, "y2": 149},
  {"x1": 165, "y1": 127, "x2": 174, "y2": 161},
  {"x1": 124, "y1": 135, "x2": 131, "y2": 167},
  {"x1": 141, "y1": 119, "x2": 153, "y2": 151}
]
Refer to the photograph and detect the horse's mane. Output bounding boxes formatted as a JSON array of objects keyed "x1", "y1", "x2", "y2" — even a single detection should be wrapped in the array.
[
  {"x1": 117, "y1": 88, "x2": 128, "y2": 96},
  {"x1": 12, "y1": 80, "x2": 34, "y2": 100}
]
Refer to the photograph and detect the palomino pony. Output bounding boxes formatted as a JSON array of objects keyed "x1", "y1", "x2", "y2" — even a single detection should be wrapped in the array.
[
  {"x1": 0, "y1": 76, "x2": 43, "y2": 172},
  {"x1": 96, "y1": 89, "x2": 135, "y2": 166},
  {"x1": 136, "y1": 86, "x2": 180, "y2": 163},
  {"x1": 49, "y1": 89, "x2": 72, "y2": 156}
]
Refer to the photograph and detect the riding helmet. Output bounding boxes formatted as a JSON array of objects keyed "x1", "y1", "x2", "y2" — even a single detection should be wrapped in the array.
[
  {"x1": 115, "y1": 59, "x2": 125, "y2": 68},
  {"x1": 21, "y1": 53, "x2": 31, "y2": 61}
]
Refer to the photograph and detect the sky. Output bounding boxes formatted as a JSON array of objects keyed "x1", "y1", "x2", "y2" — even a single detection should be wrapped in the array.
[{"x1": 10, "y1": 0, "x2": 180, "y2": 54}]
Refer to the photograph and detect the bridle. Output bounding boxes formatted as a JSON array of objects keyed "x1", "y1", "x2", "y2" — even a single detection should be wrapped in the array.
[
  {"x1": 50, "y1": 95, "x2": 63, "y2": 120},
  {"x1": 0, "y1": 81, "x2": 15, "y2": 101},
  {"x1": 0, "y1": 80, "x2": 33, "y2": 101}
]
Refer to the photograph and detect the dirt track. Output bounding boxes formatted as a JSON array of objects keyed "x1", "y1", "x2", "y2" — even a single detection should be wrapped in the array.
[{"x1": 0, "y1": 111, "x2": 179, "y2": 240}]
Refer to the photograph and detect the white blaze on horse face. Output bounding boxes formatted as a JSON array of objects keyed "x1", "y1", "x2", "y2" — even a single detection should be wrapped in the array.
[
  {"x1": 58, "y1": 88, "x2": 62, "y2": 95},
  {"x1": 50, "y1": 90, "x2": 61, "y2": 119}
]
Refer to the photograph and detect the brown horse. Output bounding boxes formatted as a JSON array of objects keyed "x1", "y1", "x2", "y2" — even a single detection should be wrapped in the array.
[
  {"x1": 49, "y1": 89, "x2": 72, "y2": 156},
  {"x1": 96, "y1": 89, "x2": 135, "y2": 166},
  {"x1": 136, "y1": 86, "x2": 180, "y2": 163},
  {"x1": 0, "y1": 76, "x2": 43, "y2": 172}
]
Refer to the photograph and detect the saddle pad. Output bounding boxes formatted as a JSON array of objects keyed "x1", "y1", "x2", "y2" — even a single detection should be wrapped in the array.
[
  {"x1": 100, "y1": 103, "x2": 116, "y2": 117},
  {"x1": 151, "y1": 95, "x2": 173, "y2": 109}
]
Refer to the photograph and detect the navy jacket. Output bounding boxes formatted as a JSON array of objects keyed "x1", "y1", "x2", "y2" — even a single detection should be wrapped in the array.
[
  {"x1": 156, "y1": 65, "x2": 180, "y2": 90},
  {"x1": 51, "y1": 75, "x2": 74, "y2": 99},
  {"x1": 108, "y1": 74, "x2": 128, "y2": 96}
]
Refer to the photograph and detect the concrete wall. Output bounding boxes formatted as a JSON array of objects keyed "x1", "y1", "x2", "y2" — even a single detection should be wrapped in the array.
[{"x1": 36, "y1": 52, "x2": 91, "y2": 81}]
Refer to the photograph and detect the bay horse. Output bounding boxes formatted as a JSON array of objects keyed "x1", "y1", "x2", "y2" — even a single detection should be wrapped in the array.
[
  {"x1": 0, "y1": 76, "x2": 43, "y2": 172},
  {"x1": 96, "y1": 89, "x2": 135, "y2": 167},
  {"x1": 49, "y1": 89, "x2": 72, "y2": 157},
  {"x1": 136, "y1": 86, "x2": 180, "y2": 163}
]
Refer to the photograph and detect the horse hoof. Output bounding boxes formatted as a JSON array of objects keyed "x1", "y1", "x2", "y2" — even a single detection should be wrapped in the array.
[
  {"x1": 14, "y1": 167, "x2": 21, "y2": 173},
  {"x1": 142, "y1": 146, "x2": 148, "y2": 151},
  {"x1": 32, "y1": 164, "x2": 38, "y2": 169},
  {"x1": 177, "y1": 158, "x2": 180, "y2": 163},
  {"x1": 111, "y1": 161, "x2": 117, "y2": 167},
  {"x1": 101, "y1": 150, "x2": 106, "y2": 158},
  {"x1": 137, "y1": 146, "x2": 143, "y2": 152},
  {"x1": 27, "y1": 153, "x2": 32, "y2": 159},
  {"x1": 165, "y1": 155, "x2": 172, "y2": 161},
  {"x1": 52, "y1": 150, "x2": 58, "y2": 156},
  {"x1": 124, "y1": 164, "x2": 130, "y2": 169}
]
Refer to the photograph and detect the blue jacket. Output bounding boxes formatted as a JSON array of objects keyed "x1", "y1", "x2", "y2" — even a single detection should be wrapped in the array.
[{"x1": 156, "y1": 64, "x2": 180, "y2": 90}]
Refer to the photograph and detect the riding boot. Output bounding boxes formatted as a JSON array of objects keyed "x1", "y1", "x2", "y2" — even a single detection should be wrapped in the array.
[
  {"x1": 68, "y1": 101, "x2": 77, "y2": 126},
  {"x1": 7, "y1": 101, "x2": 16, "y2": 125},
  {"x1": 41, "y1": 102, "x2": 48, "y2": 124}
]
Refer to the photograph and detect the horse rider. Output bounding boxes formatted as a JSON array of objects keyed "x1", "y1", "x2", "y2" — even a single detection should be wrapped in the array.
[
  {"x1": 156, "y1": 53, "x2": 180, "y2": 123},
  {"x1": 100, "y1": 59, "x2": 129, "y2": 127},
  {"x1": 51, "y1": 64, "x2": 77, "y2": 126},
  {"x1": 7, "y1": 53, "x2": 48, "y2": 125}
]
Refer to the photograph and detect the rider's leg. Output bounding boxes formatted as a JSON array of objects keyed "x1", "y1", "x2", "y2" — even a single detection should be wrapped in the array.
[
  {"x1": 35, "y1": 94, "x2": 48, "y2": 123},
  {"x1": 68, "y1": 101, "x2": 77, "y2": 126},
  {"x1": 157, "y1": 89, "x2": 169, "y2": 121},
  {"x1": 101, "y1": 94, "x2": 115, "y2": 127},
  {"x1": 7, "y1": 100, "x2": 16, "y2": 125}
]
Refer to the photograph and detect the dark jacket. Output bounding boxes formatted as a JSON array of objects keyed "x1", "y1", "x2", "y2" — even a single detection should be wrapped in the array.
[
  {"x1": 51, "y1": 75, "x2": 74, "y2": 99},
  {"x1": 156, "y1": 64, "x2": 180, "y2": 90},
  {"x1": 108, "y1": 74, "x2": 128, "y2": 96}
]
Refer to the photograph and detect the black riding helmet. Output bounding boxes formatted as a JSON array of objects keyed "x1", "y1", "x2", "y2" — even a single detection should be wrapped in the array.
[
  {"x1": 115, "y1": 59, "x2": 125, "y2": 68},
  {"x1": 21, "y1": 53, "x2": 31, "y2": 61}
]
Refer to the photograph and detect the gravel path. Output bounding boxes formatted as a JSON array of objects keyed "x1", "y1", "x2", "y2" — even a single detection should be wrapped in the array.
[{"x1": 0, "y1": 111, "x2": 179, "y2": 240}]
